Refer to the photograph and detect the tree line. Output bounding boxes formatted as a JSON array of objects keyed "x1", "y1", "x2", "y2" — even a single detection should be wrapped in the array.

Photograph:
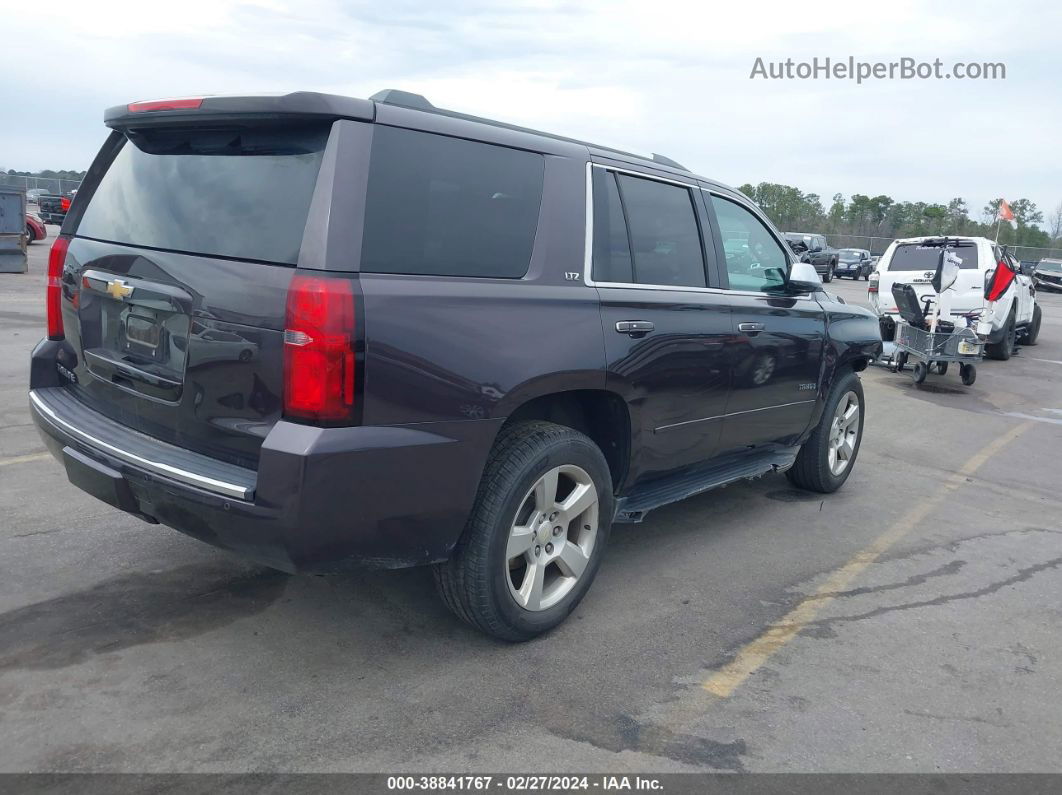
[
  {"x1": 736, "y1": 182, "x2": 1062, "y2": 250},
  {"x1": 4, "y1": 168, "x2": 87, "y2": 181}
]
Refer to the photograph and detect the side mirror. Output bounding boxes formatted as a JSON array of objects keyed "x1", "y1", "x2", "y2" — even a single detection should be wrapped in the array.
[
  {"x1": 789, "y1": 260, "x2": 823, "y2": 290},
  {"x1": 809, "y1": 243, "x2": 824, "y2": 253}
]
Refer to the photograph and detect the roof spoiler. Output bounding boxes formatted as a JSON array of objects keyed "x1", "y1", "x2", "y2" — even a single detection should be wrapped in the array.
[{"x1": 104, "y1": 92, "x2": 375, "y2": 129}]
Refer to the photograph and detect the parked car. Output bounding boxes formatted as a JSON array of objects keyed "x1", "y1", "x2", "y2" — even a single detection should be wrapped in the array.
[
  {"x1": 835, "y1": 248, "x2": 873, "y2": 280},
  {"x1": 26, "y1": 188, "x2": 47, "y2": 205},
  {"x1": 36, "y1": 193, "x2": 72, "y2": 225},
  {"x1": 1033, "y1": 258, "x2": 1062, "y2": 292},
  {"x1": 869, "y1": 236, "x2": 1041, "y2": 359},
  {"x1": 29, "y1": 90, "x2": 881, "y2": 641},
  {"x1": 783, "y1": 232, "x2": 839, "y2": 282},
  {"x1": 25, "y1": 214, "x2": 47, "y2": 244}
]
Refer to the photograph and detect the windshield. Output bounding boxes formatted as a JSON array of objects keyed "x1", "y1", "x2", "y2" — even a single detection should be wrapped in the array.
[
  {"x1": 839, "y1": 249, "x2": 864, "y2": 260},
  {"x1": 1038, "y1": 260, "x2": 1062, "y2": 272},
  {"x1": 887, "y1": 242, "x2": 978, "y2": 271}
]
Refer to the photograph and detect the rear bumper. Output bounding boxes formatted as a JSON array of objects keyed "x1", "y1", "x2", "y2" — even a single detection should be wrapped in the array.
[{"x1": 30, "y1": 381, "x2": 500, "y2": 573}]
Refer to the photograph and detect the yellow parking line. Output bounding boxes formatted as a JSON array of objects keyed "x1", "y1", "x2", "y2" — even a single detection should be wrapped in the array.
[
  {"x1": 701, "y1": 420, "x2": 1032, "y2": 698},
  {"x1": 0, "y1": 452, "x2": 51, "y2": 468}
]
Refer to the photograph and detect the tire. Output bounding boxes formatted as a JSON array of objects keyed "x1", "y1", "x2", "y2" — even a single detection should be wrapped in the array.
[
  {"x1": 912, "y1": 361, "x2": 928, "y2": 384},
  {"x1": 1024, "y1": 305, "x2": 1042, "y2": 346},
  {"x1": 960, "y1": 364, "x2": 977, "y2": 386},
  {"x1": 434, "y1": 421, "x2": 613, "y2": 641},
  {"x1": 933, "y1": 362, "x2": 948, "y2": 375},
  {"x1": 786, "y1": 369, "x2": 865, "y2": 494},
  {"x1": 822, "y1": 263, "x2": 833, "y2": 283},
  {"x1": 894, "y1": 351, "x2": 908, "y2": 372},
  {"x1": 985, "y1": 309, "x2": 1016, "y2": 360}
]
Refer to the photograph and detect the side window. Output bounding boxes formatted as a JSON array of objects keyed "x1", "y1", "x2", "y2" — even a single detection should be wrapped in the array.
[
  {"x1": 616, "y1": 174, "x2": 706, "y2": 288},
  {"x1": 592, "y1": 171, "x2": 634, "y2": 283},
  {"x1": 592, "y1": 171, "x2": 707, "y2": 288},
  {"x1": 710, "y1": 196, "x2": 788, "y2": 292},
  {"x1": 360, "y1": 126, "x2": 544, "y2": 278}
]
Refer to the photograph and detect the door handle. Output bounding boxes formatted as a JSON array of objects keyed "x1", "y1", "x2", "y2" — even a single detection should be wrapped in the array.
[
  {"x1": 738, "y1": 322, "x2": 766, "y2": 333},
  {"x1": 616, "y1": 320, "x2": 655, "y2": 334}
]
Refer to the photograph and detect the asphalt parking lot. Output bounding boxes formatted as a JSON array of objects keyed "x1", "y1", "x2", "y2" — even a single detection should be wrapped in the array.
[{"x1": 2, "y1": 234, "x2": 1060, "y2": 773}]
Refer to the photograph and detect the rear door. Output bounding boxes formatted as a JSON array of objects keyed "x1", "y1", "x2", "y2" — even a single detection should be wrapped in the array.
[
  {"x1": 590, "y1": 164, "x2": 733, "y2": 485},
  {"x1": 58, "y1": 122, "x2": 333, "y2": 467},
  {"x1": 705, "y1": 192, "x2": 826, "y2": 450}
]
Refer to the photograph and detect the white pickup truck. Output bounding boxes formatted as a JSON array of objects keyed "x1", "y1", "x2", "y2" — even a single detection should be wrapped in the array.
[{"x1": 869, "y1": 236, "x2": 1042, "y2": 360}]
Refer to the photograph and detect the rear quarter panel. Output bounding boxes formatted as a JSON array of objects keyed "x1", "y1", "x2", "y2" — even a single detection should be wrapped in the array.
[{"x1": 355, "y1": 146, "x2": 607, "y2": 428}]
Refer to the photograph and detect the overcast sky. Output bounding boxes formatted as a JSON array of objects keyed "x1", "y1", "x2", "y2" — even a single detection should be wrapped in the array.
[{"x1": 4, "y1": 0, "x2": 1060, "y2": 222}]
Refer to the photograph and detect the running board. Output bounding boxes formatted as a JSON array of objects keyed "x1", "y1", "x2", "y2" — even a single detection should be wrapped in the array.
[{"x1": 613, "y1": 446, "x2": 799, "y2": 523}]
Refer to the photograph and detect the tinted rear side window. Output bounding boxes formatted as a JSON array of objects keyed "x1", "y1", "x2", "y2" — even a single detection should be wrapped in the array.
[
  {"x1": 360, "y1": 126, "x2": 544, "y2": 278},
  {"x1": 615, "y1": 174, "x2": 705, "y2": 288},
  {"x1": 888, "y1": 243, "x2": 978, "y2": 271},
  {"x1": 77, "y1": 125, "x2": 328, "y2": 265},
  {"x1": 591, "y1": 171, "x2": 634, "y2": 283}
]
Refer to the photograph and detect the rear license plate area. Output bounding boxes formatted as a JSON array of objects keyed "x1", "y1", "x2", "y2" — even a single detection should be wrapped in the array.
[{"x1": 123, "y1": 311, "x2": 163, "y2": 354}]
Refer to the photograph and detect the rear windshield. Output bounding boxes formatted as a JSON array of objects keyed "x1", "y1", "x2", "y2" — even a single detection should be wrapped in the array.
[
  {"x1": 77, "y1": 125, "x2": 328, "y2": 265},
  {"x1": 360, "y1": 126, "x2": 544, "y2": 278},
  {"x1": 888, "y1": 242, "x2": 978, "y2": 271}
]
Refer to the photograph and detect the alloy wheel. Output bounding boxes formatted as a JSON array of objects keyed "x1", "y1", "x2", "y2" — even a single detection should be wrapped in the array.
[
  {"x1": 827, "y1": 391, "x2": 860, "y2": 476},
  {"x1": 505, "y1": 465, "x2": 599, "y2": 612}
]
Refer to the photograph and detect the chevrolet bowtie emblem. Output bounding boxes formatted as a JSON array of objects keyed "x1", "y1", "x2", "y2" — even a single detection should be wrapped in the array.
[{"x1": 106, "y1": 279, "x2": 134, "y2": 300}]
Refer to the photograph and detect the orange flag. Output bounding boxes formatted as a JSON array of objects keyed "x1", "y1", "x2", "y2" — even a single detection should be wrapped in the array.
[{"x1": 998, "y1": 199, "x2": 1015, "y2": 222}]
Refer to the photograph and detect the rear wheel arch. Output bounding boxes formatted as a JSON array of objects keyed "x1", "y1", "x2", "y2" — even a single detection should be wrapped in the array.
[{"x1": 500, "y1": 389, "x2": 631, "y2": 493}]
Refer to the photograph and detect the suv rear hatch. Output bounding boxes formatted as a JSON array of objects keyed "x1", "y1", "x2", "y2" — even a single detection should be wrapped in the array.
[
  {"x1": 56, "y1": 119, "x2": 331, "y2": 468},
  {"x1": 877, "y1": 240, "x2": 983, "y2": 317}
]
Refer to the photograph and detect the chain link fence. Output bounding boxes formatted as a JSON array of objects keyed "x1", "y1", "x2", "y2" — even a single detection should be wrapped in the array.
[
  {"x1": 824, "y1": 235, "x2": 897, "y2": 256},
  {"x1": 0, "y1": 174, "x2": 82, "y2": 200},
  {"x1": 826, "y1": 234, "x2": 1062, "y2": 263}
]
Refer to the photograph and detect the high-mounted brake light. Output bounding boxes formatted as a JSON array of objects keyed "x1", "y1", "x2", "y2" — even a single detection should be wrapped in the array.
[
  {"x1": 47, "y1": 237, "x2": 70, "y2": 340},
  {"x1": 127, "y1": 97, "x2": 205, "y2": 113},
  {"x1": 283, "y1": 275, "x2": 356, "y2": 422}
]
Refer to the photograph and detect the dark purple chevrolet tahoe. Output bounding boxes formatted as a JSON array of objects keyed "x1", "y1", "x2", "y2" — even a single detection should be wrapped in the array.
[{"x1": 30, "y1": 90, "x2": 881, "y2": 640}]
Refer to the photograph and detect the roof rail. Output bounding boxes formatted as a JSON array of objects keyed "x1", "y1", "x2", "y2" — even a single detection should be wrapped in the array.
[
  {"x1": 369, "y1": 89, "x2": 434, "y2": 111},
  {"x1": 370, "y1": 89, "x2": 693, "y2": 174},
  {"x1": 650, "y1": 153, "x2": 687, "y2": 170}
]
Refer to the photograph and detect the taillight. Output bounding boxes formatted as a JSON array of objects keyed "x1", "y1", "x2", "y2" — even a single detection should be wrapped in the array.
[
  {"x1": 47, "y1": 237, "x2": 70, "y2": 340},
  {"x1": 60, "y1": 196, "x2": 71, "y2": 212},
  {"x1": 868, "y1": 275, "x2": 879, "y2": 294},
  {"x1": 127, "y1": 97, "x2": 205, "y2": 113},
  {"x1": 283, "y1": 275, "x2": 356, "y2": 423}
]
